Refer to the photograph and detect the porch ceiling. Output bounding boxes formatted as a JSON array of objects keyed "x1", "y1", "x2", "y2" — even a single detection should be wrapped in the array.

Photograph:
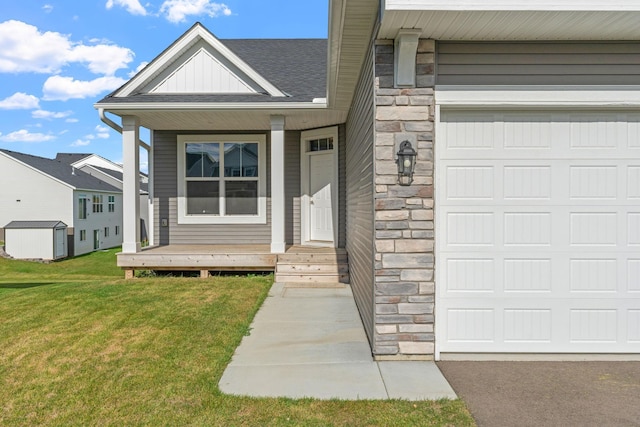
[
  {"x1": 102, "y1": 107, "x2": 347, "y2": 131},
  {"x1": 379, "y1": 9, "x2": 640, "y2": 40}
]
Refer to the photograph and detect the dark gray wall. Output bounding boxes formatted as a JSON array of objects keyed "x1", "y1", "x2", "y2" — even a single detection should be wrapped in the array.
[
  {"x1": 285, "y1": 130, "x2": 301, "y2": 245},
  {"x1": 345, "y1": 39, "x2": 376, "y2": 346},
  {"x1": 437, "y1": 42, "x2": 640, "y2": 85}
]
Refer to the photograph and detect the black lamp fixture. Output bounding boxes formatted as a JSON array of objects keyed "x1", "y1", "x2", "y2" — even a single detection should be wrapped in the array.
[{"x1": 396, "y1": 140, "x2": 417, "y2": 186}]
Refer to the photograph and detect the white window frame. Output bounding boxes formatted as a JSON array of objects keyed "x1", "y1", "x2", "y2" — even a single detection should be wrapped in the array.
[
  {"x1": 78, "y1": 196, "x2": 87, "y2": 220},
  {"x1": 177, "y1": 134, "x2": 267, "y2": 224},
  {"x1": 108, "y1": 195, "x2": 115, "y2": 213},
  {"x1": 92, "y1": 195, "x2": 103, "y2": 213}
]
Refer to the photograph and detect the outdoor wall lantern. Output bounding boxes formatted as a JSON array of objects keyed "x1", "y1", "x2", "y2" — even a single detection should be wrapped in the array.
[{"x1": 396, "y1": 140, "x2": 417, "y2": 186}]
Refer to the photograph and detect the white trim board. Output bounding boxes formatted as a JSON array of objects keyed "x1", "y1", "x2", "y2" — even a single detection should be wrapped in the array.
[
  {"x1": 436, "y1": 86, "x2": 640, "y2": 107},
  {"x1": 384, "y1": 0, "x2": 640, "y2": 11}
]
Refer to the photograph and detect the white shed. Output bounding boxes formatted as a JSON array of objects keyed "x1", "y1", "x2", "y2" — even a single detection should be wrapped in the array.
[{"x1": 4, "y1": 221, "x2": 68, "y2": 261}]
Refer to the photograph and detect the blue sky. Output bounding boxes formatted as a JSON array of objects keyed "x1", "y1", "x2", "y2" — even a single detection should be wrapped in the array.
[{"x1": 0, "y1": 0, "x2": 328, "y2": 170}]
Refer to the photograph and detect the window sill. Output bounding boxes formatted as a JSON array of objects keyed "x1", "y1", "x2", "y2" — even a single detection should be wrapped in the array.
[{"x1": 178, "y1": 215, "x2": 267, "y2": 225}]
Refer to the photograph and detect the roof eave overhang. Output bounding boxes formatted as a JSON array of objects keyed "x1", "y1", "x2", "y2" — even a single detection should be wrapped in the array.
[
  {"x1": 95, "y1": 101, "x2": 329, "y2": 112},
  {"x1": 379, "y1": 1, "x2": 640, "y2": 40},
  {"x1": 327, "y1": 0, "x2": 380, "y2": 111}
]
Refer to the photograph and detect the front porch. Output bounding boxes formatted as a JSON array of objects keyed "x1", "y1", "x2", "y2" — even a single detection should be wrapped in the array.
[{"x1": 117, "y1": 244, "x2": 349, "y2": 282}]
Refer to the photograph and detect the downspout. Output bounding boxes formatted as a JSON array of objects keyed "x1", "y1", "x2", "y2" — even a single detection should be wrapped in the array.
[
  {"x1": 99, "y1": 108, "x2": 150, "y2": 151},
  {"x1": 99, "y1": 108, "x2": 154, "y2": 246}
]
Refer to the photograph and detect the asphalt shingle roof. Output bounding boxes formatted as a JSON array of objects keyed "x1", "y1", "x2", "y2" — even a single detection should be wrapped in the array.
[
  {"x1": 54, "y1": 153, "x2": 92, "y2": 164},
  {"x1": 4, "y1": 220, "x2": 67, "y2": 229},
  {"x1": 97, "y1": 37, "x2": 327, "y2": 105},
  {"x1": 1, "y1": 149, "x2": 121, "y2": 193}
]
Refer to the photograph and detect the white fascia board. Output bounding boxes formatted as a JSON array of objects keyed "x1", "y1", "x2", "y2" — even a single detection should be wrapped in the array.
[
  {"x1": 97, "y1": 101, "x2": 328, "y2": 111},
  {"x1": 75, "y1": 188, "x2": 121, "y2": 194},
  {"x1": 436, "y1": 85, "x2": 640, "y2": 107},
  {"x1": 71, "y1": 154, "x2": 122, "y2": 171},
  {"x1": 0, "y1": 151, "x2": 75, "y2": 191},
  {"x1": 384, "y1": 0, "x2": 640, "y2": 11},
  {"x1": 115, "y1": 24, "x2": 285, "y2": 98}
]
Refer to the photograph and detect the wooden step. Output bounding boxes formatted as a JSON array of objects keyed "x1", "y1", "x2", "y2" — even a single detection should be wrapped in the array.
[
  {"x1": 274, "y1": 273, "x2": 350, "y2": 284},
  {"x1": 277, "y1": 253, "x2": 348, "y2": 264},
  {"x1": 276, "y1": 263, "x2": 349, "y2": 274}
]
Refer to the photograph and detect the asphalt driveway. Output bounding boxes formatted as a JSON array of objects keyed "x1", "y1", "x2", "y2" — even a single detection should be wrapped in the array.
[{"x1": 437, "y1": 361, "x2": 640, "y2": 427}]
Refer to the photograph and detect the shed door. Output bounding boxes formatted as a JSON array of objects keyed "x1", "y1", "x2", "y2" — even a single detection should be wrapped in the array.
[
  {"x1": 55, "y1": 228, "x2": 65, "y2": 258},
  {"x1": 436, "y1": 110, "x2": 640, "y2": 354}
]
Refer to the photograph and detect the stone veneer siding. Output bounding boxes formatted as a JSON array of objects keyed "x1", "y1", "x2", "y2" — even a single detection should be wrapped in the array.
[{"x1": 373, "y1": 39, "x2": 435, "y2": 358}]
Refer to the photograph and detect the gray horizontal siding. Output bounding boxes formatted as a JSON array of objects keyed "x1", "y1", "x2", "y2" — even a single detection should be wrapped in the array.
[
  {"x1": 153, "y1": 130, "x2": 275, "y2": 245},
  {"x1": 345, "y1": 39, "x2": 375, "y2": 347},
  {"x1": 338, "y1": 123, "x2": 346, "y2": 249},
  {"x1": 437, "y1": 42, "x2": 640, "y2": 85},
  {"x1": 285, "y1": 130, "x2": 301, "y2": 245}
]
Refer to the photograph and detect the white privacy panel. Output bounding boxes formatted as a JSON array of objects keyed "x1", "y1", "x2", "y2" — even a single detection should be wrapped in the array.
[{"x1": 437, "y1": 109, "x2": 640, "y2": 354}]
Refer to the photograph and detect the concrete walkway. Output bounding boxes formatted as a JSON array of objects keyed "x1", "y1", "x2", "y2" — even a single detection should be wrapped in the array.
[{"x1": 219, "y1": 282, "x2": 456, "y2": 400}]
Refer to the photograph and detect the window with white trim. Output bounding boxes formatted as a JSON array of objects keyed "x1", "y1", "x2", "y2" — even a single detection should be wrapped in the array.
[
  {"x1": 115, "y1": 226, "x2": 120, "y2": 236},
  {"x1": 104, "y1": 227, "x2": 109, "y2": 237},
  {"x1": 108, "y1": 196, "x2": 115, "y2": 213},
  {"x1": 80, "y1": 230, "x2": 86, "y2": 241},
  {"x1": 177, "y1": 134, "x2": 266, "y2": 224},
  {"x1": 78, "y1": 197, "x2": 87, "y2": 220},
  {"x1": 92, "y1": 195, "x2": 103, "y2": 213}
]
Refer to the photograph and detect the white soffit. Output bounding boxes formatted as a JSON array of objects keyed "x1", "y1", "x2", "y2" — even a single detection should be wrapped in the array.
[
  {"x1": 114, "y1": 23, "x2": 285, "y2": 97},
  {"x1": 379, "y1": 8, "x2": 640, "y2": 40}
]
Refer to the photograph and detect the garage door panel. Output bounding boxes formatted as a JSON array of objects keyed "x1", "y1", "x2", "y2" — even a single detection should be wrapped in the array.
[
  {"x1": 439, "y1": 303, "x2": 640, "y2": 352},
  {"x1": 437, "y1": 109, "x2": 640, "y2": 354}
]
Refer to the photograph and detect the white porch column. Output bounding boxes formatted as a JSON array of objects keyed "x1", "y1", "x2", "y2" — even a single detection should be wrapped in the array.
[
  {"x1": 270, "y1": 115, "x2": 286, "y2": 253},
  {"x1": 122, "y1": 116, "x2": 141, "y2": 253},
  {"x1": 147, "y1": 133, "x2": 154, "y2": 246}
]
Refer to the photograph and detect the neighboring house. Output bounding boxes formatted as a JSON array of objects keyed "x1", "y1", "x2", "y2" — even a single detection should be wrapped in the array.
[
  {"x1": 0, "y1": 149, "x2": 123, "y2": 256},
  {"x1": 55, "y1": 153, "x2": 152, "y2": 245},
  {"x1": 95, "y1": 1, "x2": 640, "y2": 360}
]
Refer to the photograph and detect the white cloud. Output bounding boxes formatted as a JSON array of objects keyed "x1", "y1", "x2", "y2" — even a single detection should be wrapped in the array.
[
  {"x1": 106, "y1": 0, "x2": 147, "y2": 16},
  {"x1": 43, "y1": 4, "x2": 54, "y2": 13},
  {"x1": 0, "y1": 92, "x2": 40, "y2": 110},
  {"x1": 95, "y1": 125, "x2": 110, "y2": 139},
  {"x1": 0, "y1": 20, "x2": 133, "y2": 76},
  {"x1": 128, "y1": 61, "x2": 148, "y2": 77},
  {"x1": 70, "y1": 139, "x2": 91, "y2": 147},
  {"x1": 68, "y1": 44, "x2": 134, "y2": 76},
  {"x1": 66, "y1": 118, "x2": 79, "y2": 123},
  {"x1": 0, "y1": 129, "x2": 56, "y2": 143},
  {"x1": 32, "y1": 109, "x2": 73, "y2": 119},
  {"x1": 160, "y1": 0, "x2": 231, "y2": 23},
  {"x1": 43, "y1": 75, "x2": 126, "y2": 101}
]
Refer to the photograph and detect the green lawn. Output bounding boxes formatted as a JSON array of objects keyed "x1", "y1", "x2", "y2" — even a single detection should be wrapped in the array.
[{"x1": 0, "y1": 248, "x2": 474, "y2": 426}]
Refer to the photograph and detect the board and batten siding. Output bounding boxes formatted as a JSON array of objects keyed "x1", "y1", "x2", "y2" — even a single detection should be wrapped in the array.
[
  {"x1": 345, "y1": 40, "x2": 376, "y2": 346},
  {"x1": 153, "y1": 130, "x2": 273, "y2": 245},
  {"x1": 437, "y1": 42, "x2": 640, "y2": 85}
]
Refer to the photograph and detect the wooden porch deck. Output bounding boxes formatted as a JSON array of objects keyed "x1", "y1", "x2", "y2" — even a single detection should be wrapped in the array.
[{"x1": 117, "y1": 245, "x2": 348, "y2": 281}]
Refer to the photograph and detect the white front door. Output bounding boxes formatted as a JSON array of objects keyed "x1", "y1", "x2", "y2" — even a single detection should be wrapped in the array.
[
  {"x1": 309, "y1": 153, "x2": 334, "y2": 241},
  {"x1": 301, "y1": 127, "x2": 339, "y2": 247}
]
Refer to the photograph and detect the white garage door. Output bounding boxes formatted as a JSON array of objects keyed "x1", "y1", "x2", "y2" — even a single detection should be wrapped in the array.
[{"x1": 436, "y1": 110, "x2": 640, "y2": 354}]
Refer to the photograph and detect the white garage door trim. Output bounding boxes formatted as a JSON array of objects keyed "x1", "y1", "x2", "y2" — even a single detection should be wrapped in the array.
[{"x1": 434, "y1": 94, "x2": 640, "y2": 360}]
